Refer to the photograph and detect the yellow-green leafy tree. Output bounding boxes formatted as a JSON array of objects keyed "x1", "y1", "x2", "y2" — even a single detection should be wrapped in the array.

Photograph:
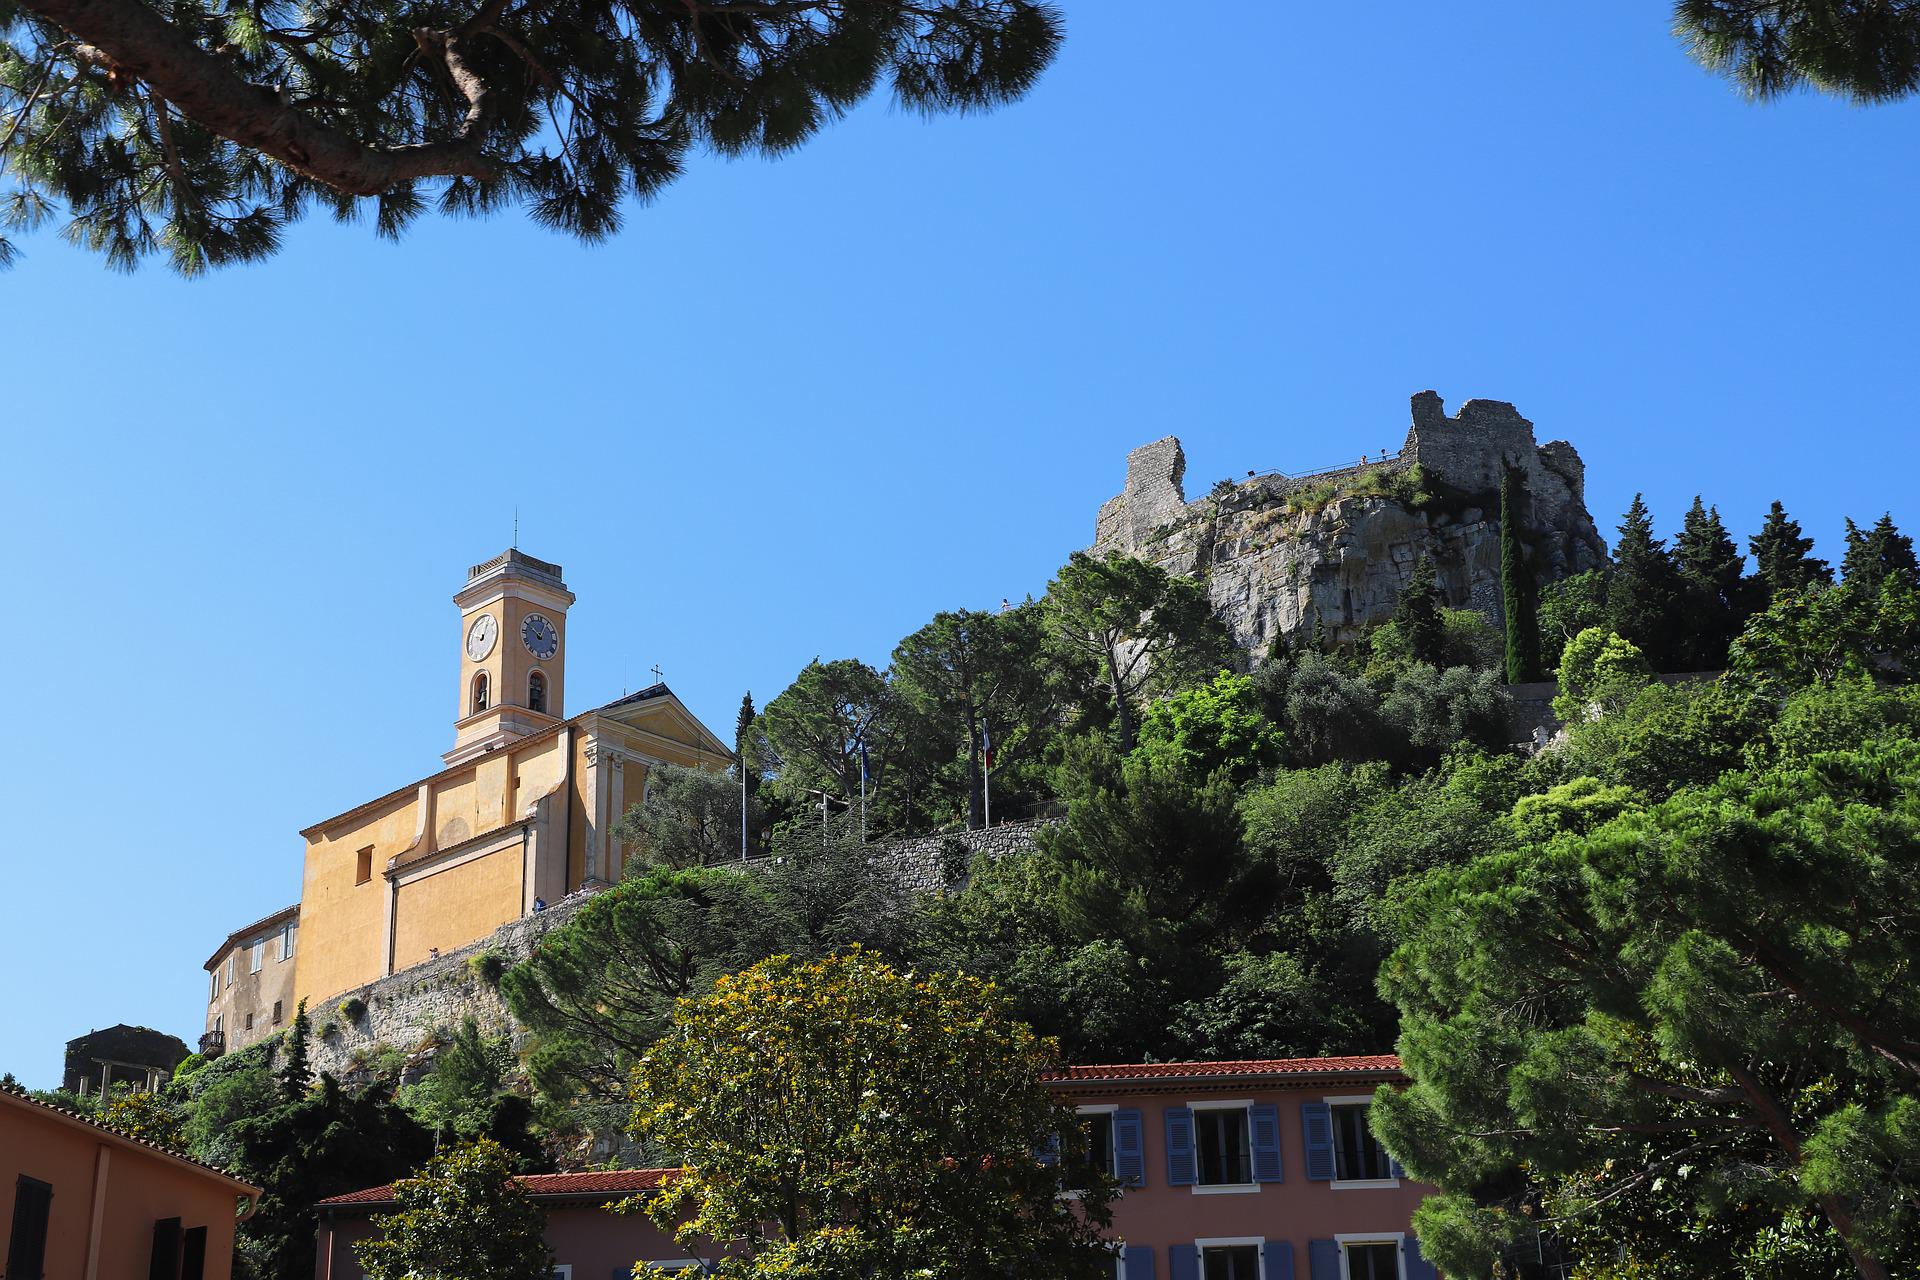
[
  {"x1": 357, "y1": 1138, "x2": 551, "y2": 1280},
  {"x1": 628, "y1": 949, "x2": 1117, "y2": 1279}
]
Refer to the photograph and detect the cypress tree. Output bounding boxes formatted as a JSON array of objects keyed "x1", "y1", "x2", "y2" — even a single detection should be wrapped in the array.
[
  {"x1": 1749, "y1": 501, "x2": 1832, "y2": 600},
  {"x1": 1841, "y1": 513, "x2": 1918, "y2": 591},
  {"x1": 1397, "y1": 555, "x2": 1446, "y2": 668},
  {"x1": 1499, "y1": 469, "x2": 1542, "y2": 682},
  {"x1": 280, "y1": 999, "x2": 313, "y2": 1097},
  {"x1": 735, "y1": 693, "x2": 760, "y2": 801},
  {"x1": 1607, "y1": 494, "x2": 1683, "y2": 668},
  {"x1": 1674, "y1": 497, "x2": 1748, "y2": 669}
]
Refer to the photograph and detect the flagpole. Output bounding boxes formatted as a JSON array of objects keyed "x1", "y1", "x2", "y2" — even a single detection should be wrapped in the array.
[
  {"x1": 740, "y1": 760, "x2": 747, "y2": 862},
  {"x1": 982, "y1": 722, "x2": 992, "y2": 829}
]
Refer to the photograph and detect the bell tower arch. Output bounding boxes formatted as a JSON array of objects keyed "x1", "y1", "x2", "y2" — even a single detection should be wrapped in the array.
[{"x1": 445, "y1": 549, "x2": 575, "y2": 766}]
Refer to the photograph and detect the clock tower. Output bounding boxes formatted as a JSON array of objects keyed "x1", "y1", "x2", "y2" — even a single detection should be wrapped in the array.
[{"x1": 445, "y1": 549, "x2": 575, "y2": 766}]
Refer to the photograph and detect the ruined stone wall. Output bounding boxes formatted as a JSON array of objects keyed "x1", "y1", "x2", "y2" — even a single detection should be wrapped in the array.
[{"x1": 1091, "y1": 391, "x2": 1607, "y2": 652}]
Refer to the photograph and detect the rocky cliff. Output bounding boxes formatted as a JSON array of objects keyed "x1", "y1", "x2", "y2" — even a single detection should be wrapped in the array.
[{"x1": 1092, "y1": 391, "x2": 1608, "y2": 655}]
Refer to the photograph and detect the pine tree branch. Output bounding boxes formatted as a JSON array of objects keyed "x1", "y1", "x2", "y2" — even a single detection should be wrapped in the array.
[{"x1": 16, "y1": 0, "x2": 503, "y2": 194}]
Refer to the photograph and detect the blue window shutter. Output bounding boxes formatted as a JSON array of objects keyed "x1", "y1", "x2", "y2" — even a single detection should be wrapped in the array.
[
  {"x1": 1249, "y1": 1103, "x2": 1283, "y2": 1183},
  {"x1": 1403, "y1": 1235, "x2": 1438, "y2": 1280},
  {"x1": 1307, "y1": 1239, "x2": 1341, "y2": 1280},
  {"x1": 1168, "y1": 1244, "x2": 1198, "y2": 1280},
  {"x1": 1115, "y1": 1108, "x2": 1147, "y2": 1187},
  {"x1": 1123, "y1": 1245, "x2": 1156, "y2": 1280},
  {"x1": 1300, "y1": 1102, "x2": 1335, "y2": 1181},
  {"x1": 1037, "y1": 1132, "x2": 1061, "y2": 1166},
  {"x1": 1263, "y1": 1241, "x2": 1295, "y2": 1280},
  {"x1": 1389, "y1": 1150, "x2": 1407, "y2": 1179},
  {"x1": 1165, "y1": 1106, "x2": 1197, "y2": 1187}
]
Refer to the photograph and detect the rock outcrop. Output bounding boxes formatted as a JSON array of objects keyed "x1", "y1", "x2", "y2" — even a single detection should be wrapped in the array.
[{"x1": 1092, "y1": 392, "x2": 1608, "y2": 654}]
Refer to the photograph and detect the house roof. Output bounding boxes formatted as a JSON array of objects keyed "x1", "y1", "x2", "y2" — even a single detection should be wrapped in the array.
[
  {"x1": 203, "y1": 904, "x2": 300, "y2": 972},
  {"x1": 0, "y1": 1079, "x2": 261, "y2": 1196},
  {"x1": 316, "y1": 1167, "x2": 677, "y2": 1210},
  {"x1": 1046, "y1": 1056, "x2": 1405, "y2": 1089}
]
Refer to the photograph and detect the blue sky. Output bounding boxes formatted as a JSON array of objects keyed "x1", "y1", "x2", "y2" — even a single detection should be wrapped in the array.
[{"x1": 2, "y1": 1, "x2": 1916, "y2": 1086}]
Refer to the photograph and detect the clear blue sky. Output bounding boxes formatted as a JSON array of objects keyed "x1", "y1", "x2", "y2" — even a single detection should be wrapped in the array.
[{"x1": 2, "y1": 1, "x2": 1916, "y2": 1086}]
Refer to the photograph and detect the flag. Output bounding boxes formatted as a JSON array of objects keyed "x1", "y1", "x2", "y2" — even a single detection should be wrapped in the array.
[{"x1": 982, "y1": 722, "x2": 994, "y2": 771}]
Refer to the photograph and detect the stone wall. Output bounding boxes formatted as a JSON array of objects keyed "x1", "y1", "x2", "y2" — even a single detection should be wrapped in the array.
[{"x1": 1091, "y1": 391, "x2": 1608, "y2": 652}]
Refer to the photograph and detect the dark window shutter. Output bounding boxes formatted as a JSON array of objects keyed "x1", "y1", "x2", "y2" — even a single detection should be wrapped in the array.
[
  {"x1": 1114, "y1": 1108, "x2": 1146, "y2": 1187},
  {"x1": 1123, "y1": 1245, "x2": 1156, "y2": 1280},
  {"x1": 1307, "y1": 1239, "x2": 1341, "y2": 1280},
  {"x1": 1300, "y1": 1102, "x2": 1335, "y2": 1181},
  {"x1": 1262, "y1": 1241, "x2": 1295, "y2": 1280},
  {"x1": 6, "y1": 1176, "x2": 53, "y2": 1280},
  {"x1": 1163, "y1": 1107, "x2": 1196, "y2": 1187},
  {"x1": 1403, "y1": 1235, "x2": 1438, "y2": 1280},
  {"x1": 1168, "y1": 1243, "x2": 1198, "y2": 1280},
  {"x1": 1249, "y1": 1103, "x2": 1283, "y2": 1183},
  {"x1": 149, "y1": 1217, "x2": 182, "y2": 1280},
  {"x1": 180, "y1": 1227, "x2": 208, "y2": 1280}
]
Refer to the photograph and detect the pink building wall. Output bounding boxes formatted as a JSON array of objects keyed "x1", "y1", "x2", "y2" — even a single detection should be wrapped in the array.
[{"x1": 316, "y1": 1197, "x2": 694, "y2": 1279}]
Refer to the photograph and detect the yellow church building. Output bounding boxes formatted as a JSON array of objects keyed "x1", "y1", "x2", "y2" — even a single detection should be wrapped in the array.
[{"x1": 205, "y1": 550, "x2": 733, "y2": 1028}]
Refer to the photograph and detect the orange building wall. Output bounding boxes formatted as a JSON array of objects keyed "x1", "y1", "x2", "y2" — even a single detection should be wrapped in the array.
[
  {"x1": 390, "y1": 836, "x2": 527, "y2": 972},
  {"x1": 1, "y1": 1099, "x2": 249, "y2": 1280}
]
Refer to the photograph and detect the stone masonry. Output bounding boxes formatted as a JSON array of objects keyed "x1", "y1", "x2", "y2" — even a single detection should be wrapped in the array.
[{"x1": 1092, "y1": 391, "x2": 1608, "y2": 652}]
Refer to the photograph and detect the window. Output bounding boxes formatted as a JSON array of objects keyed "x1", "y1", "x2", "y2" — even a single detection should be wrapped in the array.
[
  {"x1": 244, "y1": 1011, "x2": 254, "y2": 1031},
  {"x1": 279, "y1": 922, "x2": 296, "y2": 961},
  {"x1": 180, "y1": 1227, "x2": 208, "y2": 1280},
  {"x1": 528, "y1": 670, "x2": 547, "y2": 714},
  {"x1": 209, "y1": 971, "x2": 219, "y2": 1002},
  {"x1": 1201, "y1": 1244, "x2": 1260, "y2": 1280},
  {"x1": 213, "y1": 1014, "x2": 222, "y2": 1038},
  {"x1": 225, "y1": 954, "x2": 235, "y2": 987},
  {"x1": 272, "y1": 1000, "x2": 283, "y2": 1025},
  {"x1": 1333, "y1": 1103, "x2": 1392, "y2": 1182},
  {"x1": 6, "y1": 1175, "x2": 53, "y2": 1280},
  {"x1": 1195, "y1": 1107, "x2": 1252, "y2": 1185},
  {"x1": 249, "y1": 938, "x2": 264, "y2": 973},
  {"x1": 472, "y1": 671, "x2": 490, "y2": 713},
  {"x1": 1085, "y1": 1111, "x2": 1115, "y2": 1176},
  {"x1": 549, "y1": 1268, "x2": 571, "y2": 1280},
  {"x1": 355, "y1": 846, "x2": 374, "y2": 885},
  {"x1": 1344, "y1": 1241, "x2": 1400, "y2": 1280},
  {"x1": 150, "y1": 1216, "x2": 182, "y2": 1280}
]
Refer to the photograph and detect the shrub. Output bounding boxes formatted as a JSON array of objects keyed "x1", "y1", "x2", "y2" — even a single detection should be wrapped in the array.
[
  {"x1": 469, "y1": 951, "x2": 507, "y2": 986},
  {"x1": 339, "y1": 995, "x2": 367, "y2": 1023}
]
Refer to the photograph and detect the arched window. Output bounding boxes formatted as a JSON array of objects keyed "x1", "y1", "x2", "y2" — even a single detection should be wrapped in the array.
[
  {"x1": 472, "y1": 671, "x2": 490, "y2": 714},
  {"x1": 528, "y1": 670, "x2": 547, "y2": 714}
]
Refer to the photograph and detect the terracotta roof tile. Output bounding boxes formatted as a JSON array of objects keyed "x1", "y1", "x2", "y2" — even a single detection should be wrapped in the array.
[
  {"x1": 1047, "y1": 1056, "x2": 1403, "y2": 1085},
  {"x1": 317, "y1": 1167, "x2": 677, "y2": 1208}
]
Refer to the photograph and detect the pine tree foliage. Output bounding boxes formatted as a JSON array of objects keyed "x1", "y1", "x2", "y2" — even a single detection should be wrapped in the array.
[
  {"x1": 734, "y1": 692, "x2": 760, "y2": 802},
  {"x1": 1674, "y1": 496, "x2": 1749, "y2": 669},
  {"x1": 1674, "y1": 0, "x2": 1920, "y2": 103},
  {"x1": 1499, "y1": 470, "x2": 1542, "y2": 683},
  {"x1": 0, "y1": 0, "x2": 1063, "y2": 271},
  {"x1": 1396, "y1": 555, "x2": 1446, "y2": 671},
  {"x1": 279, "y1": 999, "x2": 312, "y2": 1097},
  {"x1": 1607, "y1": 494, "x2": 1682, "y2": 668},
  {"x1": 1842, "y1": 513, "x2": 1918, "y2": 591},
  {"x1": 1750, "y1": 499, "x2": 1833, "y2": 599}
]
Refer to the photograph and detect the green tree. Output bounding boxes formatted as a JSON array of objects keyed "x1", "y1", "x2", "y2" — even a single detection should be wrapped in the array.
[
  {"x1": 1045, "y1": 551, "x2": 1230, "y2": 753},
  {"x1": 279, "y1": 1000, "x2": 312, "y2": 1097},
  {"x1": 735, "y1": 692, "x2": 762, "y2": 803},
  {"x1": 1537, "y1": 569, "x2": 1610, "y2": 675},
  {"x1": 0, "y1": 0, "x2": 1062, "y2": 271},
  {"x1": 1134, "y1": 668, "x2": 1283, "y2": 786},
  {"x1": 1750, "y1": 500, "x2": 1833, "y2": 600},
  {"x1": 1553, "y1": 627, "x2": 1652, "y2": 722},
  {"x1": 891, "y1": 604, "x2": 1053, "y2": 829},
  {"x1": 760, "y1": 658, "x2": 895, "y2": 806},
  {"x1": 1676, "y1": 1, "x2": 1920, "y2": 104},
  {"x1": 1374, "y1": 737, "x2": 1920, "y2": 1280},
  {"x1": 1379, "y1": 665, "x2": 1510, "y2": 769},
  {"x1": 1500, "y1": 471, "x2": 1543, "y2": 683},
  {"x1": 1398, "y1": 555, "x2": 1447, "y2": 669},
  {"x1": 613, "y1": 760, "x2": 762, "y2": 869},
  {"x1": 1607, "y1": 494, "x2": 1683, "y2": 666},
  {"x1": 1841, "y1": 513, "x2": 1918, "y2": 591},
  {"x1": 101, "y1": 1089, "x2": 187, "y2": 1152},
  {"x1": 629, "y1": 950, "x2": 1116, "y2": 1280},
  {"x1": 1282, "y1": 651, "x2": 1389, "y2": 766},
  {"x1": 396, "y1": 1016, "x2": 545, "y2": 1168},
  {"x1": 357, "y1": 1139, "x2": 551, "y2": 1280},
  {"x1": 1674, "y1": 496, "x2": 1750, "y2": 669},
  {"x1": 1729, "y1": 575, "x2": 1920, "y2": 691}
]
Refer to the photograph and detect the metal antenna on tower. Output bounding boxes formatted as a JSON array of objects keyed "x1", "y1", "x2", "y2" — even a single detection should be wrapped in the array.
[{"x1": 512, "y1": 508, "x2": 519, "y2": 548}]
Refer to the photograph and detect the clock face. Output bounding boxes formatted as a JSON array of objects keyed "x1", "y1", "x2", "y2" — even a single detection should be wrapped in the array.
[
  {"x1": 465, "y1": 614, "x2": 498, "y2": 661},
  {"x1": 522, "y1": 613, "x2": 559, "y2": 660}
]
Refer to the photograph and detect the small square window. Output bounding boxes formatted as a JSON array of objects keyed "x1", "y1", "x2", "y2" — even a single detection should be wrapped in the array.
[
  {"x1": 272, "y1": 1000, "x2": 283, "y2": 1025},
  {"x1": 1344, "y1": 1241, "x2": 1400, "y2": 1280},
  {"x1": 244, "y1": 1011, "x2": 254, "y2": 1031},
  {"x1": 356, "y1": 847, "x2": 374, "y2": 885},
  {"x1": 1201, "y1": 1244, "x2": 1260, "y2": 1280},
  {"x1": 1333, "y1": 1104, "x2": 1392, "y2": 1181},
  {"x1": 1195, "y1": 1108, "x2": 1252, "y2": 1185}
]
